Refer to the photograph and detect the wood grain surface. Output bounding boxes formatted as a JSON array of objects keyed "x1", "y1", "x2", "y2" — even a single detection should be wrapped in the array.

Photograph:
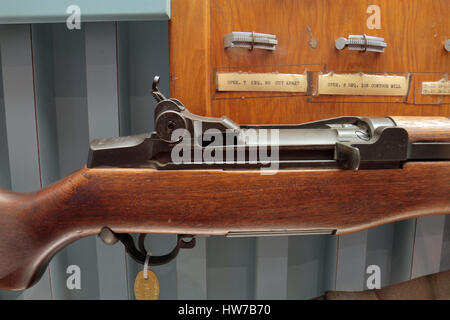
[
  {"x1": 1, "y1": 162, "x2": 450, "y2": 290},
  {"x1": 169, "y1": 0, "x2": 212, "y2": 115},
  {"x1": 170, "y1": 0, "x2": 449, "y2": 124},
  {"x1": 390, "y1": 116, "x2": 450, "y2": 141}
]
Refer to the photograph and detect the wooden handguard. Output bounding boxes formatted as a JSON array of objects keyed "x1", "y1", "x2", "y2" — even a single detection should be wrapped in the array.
[
  {"x1": 390, "y1": 116, "x2": 450, "y2": 142},
  {"x1": 0, "y1": 116, "x2": 449, "y2": 290}
]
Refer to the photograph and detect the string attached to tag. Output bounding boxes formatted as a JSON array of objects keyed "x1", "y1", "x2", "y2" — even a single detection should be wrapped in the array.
[
  {"x1": 143, "y1": 252, "x2": 151, "y2": 280},
  {"x1": 134, "y1": 251, "x2": 160, "y2": 300}
]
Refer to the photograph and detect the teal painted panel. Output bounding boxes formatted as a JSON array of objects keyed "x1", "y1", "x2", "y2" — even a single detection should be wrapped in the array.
[{"x1": 0, "y1": 0, "x2": 170, "y2": 24}]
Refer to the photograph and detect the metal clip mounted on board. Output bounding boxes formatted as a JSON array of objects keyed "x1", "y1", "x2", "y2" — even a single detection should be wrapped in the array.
[
  {"x1": 335, "y1": 34, "x2": 387, "y2": 53},
  {"x1": 224, "y1": 31, "x2": 278, "y2": 51}
]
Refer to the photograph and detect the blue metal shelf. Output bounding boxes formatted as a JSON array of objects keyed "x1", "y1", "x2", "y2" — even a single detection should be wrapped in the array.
[{"x1": 0, "y1": 0, "x2": 170, "y2": 24}]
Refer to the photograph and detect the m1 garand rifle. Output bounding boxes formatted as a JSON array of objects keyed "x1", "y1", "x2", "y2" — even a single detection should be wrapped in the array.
[{"x1": 1, "y1": 76, "x2": 449, "y2": 291}]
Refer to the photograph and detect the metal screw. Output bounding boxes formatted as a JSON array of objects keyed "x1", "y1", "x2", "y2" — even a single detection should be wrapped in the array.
[
  {"x1": 335, "y1": 37, "x2": 347, "y2": 50},
  {"x1": 445, "y1": 39, "x2": 450, "y2": 52},
  {"x1": 99, "y1": 227, "x2": 119, "y2": 245}
]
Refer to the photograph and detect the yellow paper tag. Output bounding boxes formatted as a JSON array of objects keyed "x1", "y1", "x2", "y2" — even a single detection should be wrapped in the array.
[
  {"x1": 318, "y1": 73, "x2": 409, "y2": 96},
  {"x1": 216, "y1": 72, "x2": 307, "y2": 92},
  {"x1": 134, "y1": 270, "x2": 160, "y2": 300},
  {"x1": 421, "y1": 79, "x2": 450, "y2": 95}
]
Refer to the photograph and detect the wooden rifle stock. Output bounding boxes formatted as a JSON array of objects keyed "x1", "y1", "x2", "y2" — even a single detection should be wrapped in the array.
[{"x1": 0, "y1": 117, "x2": 449, "y2": 290}]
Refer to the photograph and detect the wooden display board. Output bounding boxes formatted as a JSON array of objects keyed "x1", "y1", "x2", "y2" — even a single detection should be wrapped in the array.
[{"x1": 170, "y1": 0, "x2": 449, "y2": 124}]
